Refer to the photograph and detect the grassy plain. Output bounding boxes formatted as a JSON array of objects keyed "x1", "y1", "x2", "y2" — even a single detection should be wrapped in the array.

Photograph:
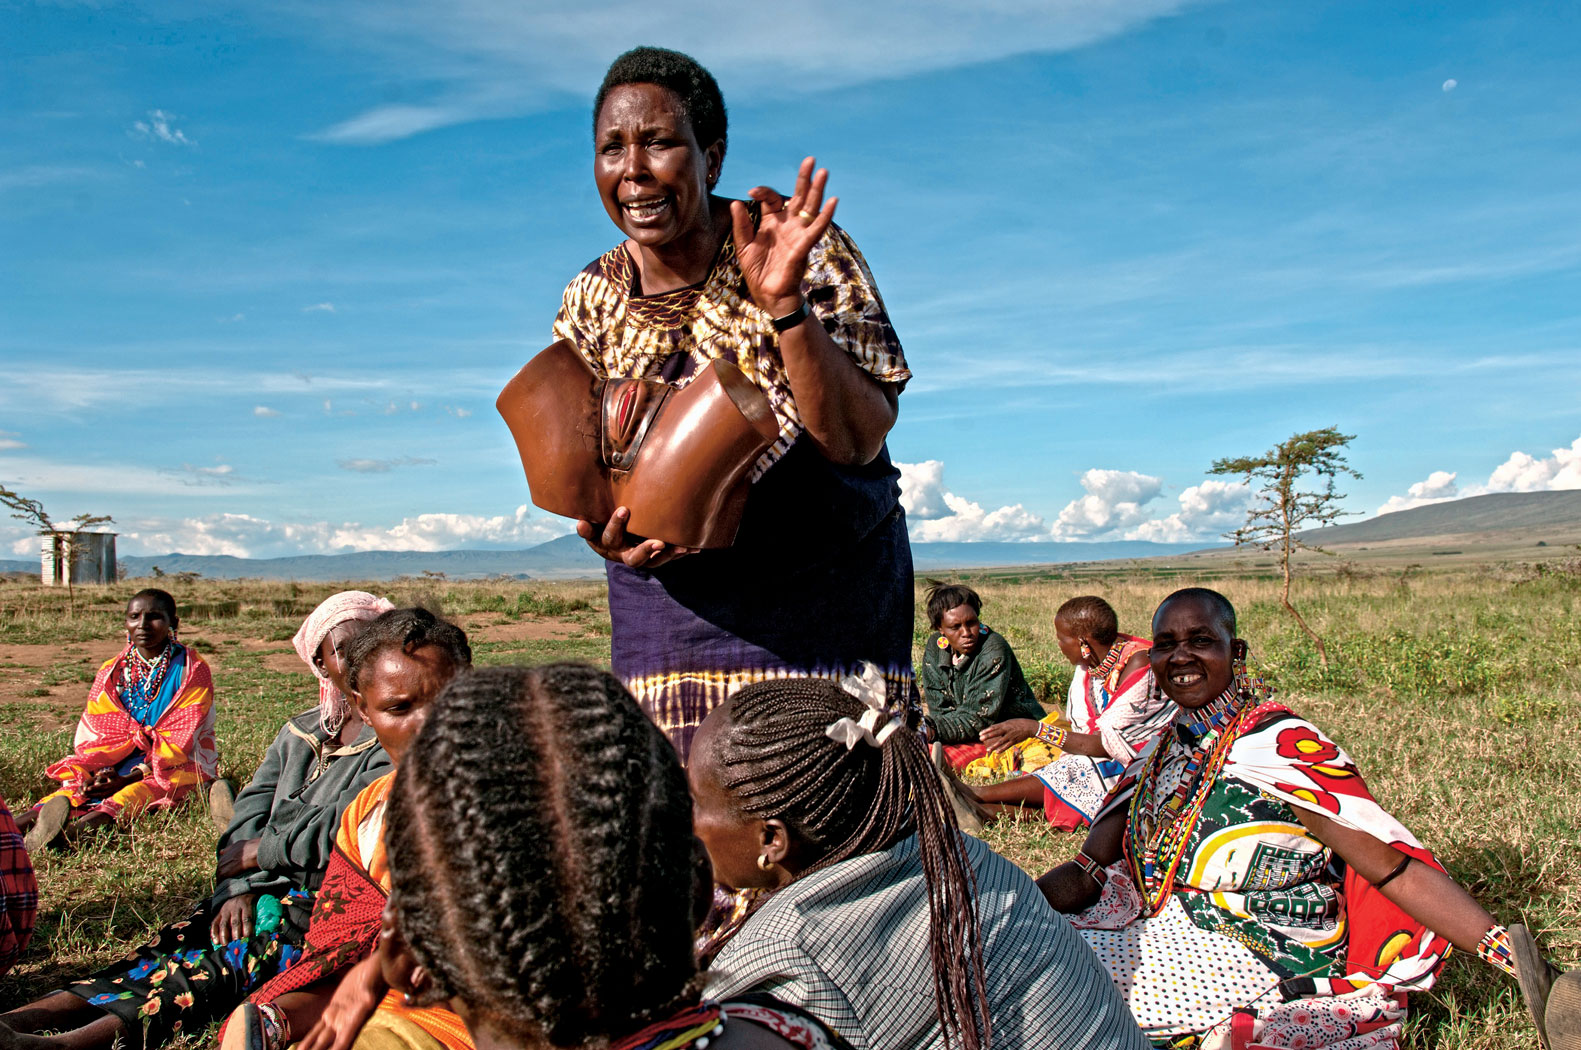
[{"x1": 0, "y1": 563, "x2": 1576, "y2": 1049}]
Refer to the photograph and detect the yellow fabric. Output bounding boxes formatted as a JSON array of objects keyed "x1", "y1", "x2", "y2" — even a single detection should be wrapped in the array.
[
  {"x1": 34, "y1": 779, "x2": 162, "y2": 818},
  {"x1": 962, "y1": 712, "x2": 1071, "y2": 778},
  {"x1": 349, "y1": 1010, "x2": 449, "y2": 1050},
  {"x1": 336, "y1": 775, "x2": 474, "y2": 1050}
]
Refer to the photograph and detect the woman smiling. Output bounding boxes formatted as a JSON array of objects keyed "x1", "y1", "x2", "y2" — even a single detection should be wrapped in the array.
[
  {"x1": 555, "y1": 46, "x2": 914, "y2": 761},
  {"x1": 1036, "y1": 588, "x2": 1565, "y2": 1049}
]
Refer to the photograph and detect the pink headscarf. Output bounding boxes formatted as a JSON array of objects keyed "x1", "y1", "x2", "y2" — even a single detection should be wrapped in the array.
[{"x1": 291, "y1": 590, "x2": 395, "y2": 735}]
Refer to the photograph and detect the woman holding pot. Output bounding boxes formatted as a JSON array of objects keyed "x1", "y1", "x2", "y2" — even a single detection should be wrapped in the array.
[{"x1": 555, "y1": 46, "x2": 914, "y2": 760}]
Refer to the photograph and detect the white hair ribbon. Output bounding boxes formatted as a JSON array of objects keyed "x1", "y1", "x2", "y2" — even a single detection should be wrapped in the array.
[{"x1": 825, "y1": 662, "x2": 904, "y2": 750}]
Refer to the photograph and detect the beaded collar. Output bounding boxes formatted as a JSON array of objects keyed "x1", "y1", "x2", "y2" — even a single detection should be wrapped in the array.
[
  {"x1": 612, "y1": 1002, "x2": 725, "y2": 1050},
  {"x1": 1173, "y1": 682, "x2": 1251, "y2": 744},
  {"x1": 1087, "y1": 638, "x2": 1127, "y2": 682}
]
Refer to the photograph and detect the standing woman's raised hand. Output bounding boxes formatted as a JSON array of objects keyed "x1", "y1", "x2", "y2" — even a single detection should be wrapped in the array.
[{"x1": 730, "y1": 156, "x2": 837, "y2": 318}]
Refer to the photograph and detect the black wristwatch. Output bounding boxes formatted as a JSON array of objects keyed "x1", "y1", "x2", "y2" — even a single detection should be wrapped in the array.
[{"x1": 771, "y1": 300, "x2": 809, "y2": 333}]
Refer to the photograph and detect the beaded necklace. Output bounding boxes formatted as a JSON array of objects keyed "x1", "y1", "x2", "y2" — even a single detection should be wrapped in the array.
[
  {"x1": 612, "y1": 1002, "x2": 725, "y2": 1050},
  {"x1": 1125, "y1": 674, "x2": 1271, "y2": 916},
  {"x1": 121, "y1": 642, "x2": 176, "y2": 723},
  {"x1": 1087, "y1": 638, "x2": 1127, "y2": 683}
]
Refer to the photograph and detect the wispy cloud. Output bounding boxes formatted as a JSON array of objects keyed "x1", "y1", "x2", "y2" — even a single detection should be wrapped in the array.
[
  {"x1": 0, "y1": 431, "x2": 26, "y2": 452},
  {"x1": 160, "y1": 462, "x2": 239, "y2": 486},
  {"x1": 0, "y1": 165, "x2": 101, "y2": 193},
  {"x1": 0, "y1": 455, "x2": 259, "y2": 499},
  {"x1": 336, "y1": 456, "x2": 437, "y2": 473},
  {"x1": 253, "y1": 405, "x2": 280, "y2": 417},
  {"x1": 131, "y1": 109, "x2": 194, "y2": 146},
  {"x1": 303, "y1": 301, "x2": 336, "y2": 313},
  {"x1": 286, "y1": 0, "x2": 1214, "y2": 143}
]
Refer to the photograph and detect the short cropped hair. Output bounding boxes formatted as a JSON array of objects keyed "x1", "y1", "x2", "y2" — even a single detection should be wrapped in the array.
[
  {"x1": 1055, "y1": 596, "x2": 1119, "y2": 646},
  {"x1": 1156, "y1": 587, "x2": 1237, "y2": 635},
  {"x1": 594, "y1": 46, "x2": 728, "y2": 156},
  {"x1": 345, "y1": 607, "x2": 472, "y2": 693},
  {"x1": 129, "y1": 588, "x2": 178, "y2": 620},
  {"x1": 924, "y1": 581, "x2": 982, "y2": 629}
]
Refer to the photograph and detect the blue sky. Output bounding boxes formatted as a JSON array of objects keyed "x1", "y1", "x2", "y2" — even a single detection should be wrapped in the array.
[{"x1": 3, "y1": 0, "x2": 1579, "y2": 557}]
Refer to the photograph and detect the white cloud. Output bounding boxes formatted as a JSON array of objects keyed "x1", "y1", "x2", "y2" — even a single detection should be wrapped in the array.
[
  {"x1": 104, "y1": 505, "x2": 569, "y2": 557},
  {"x1": 1375, "y1": 434, "x2": 1581, "y2": 516},
  {"x1": 253, "y1": 405, "x2": 281, "y2": 418},
  {"x1": 0, "y1": 430, "x2": 25, "y2": 451},
  {"x1": 1480, "y1": 435, "x2": 1581, "y2": 493},
  {"x1": 337, "y1": 456, "x2": 437, "y2": 473},
  {"x1": 1376, "y1": 470, "x2": 1459, "y2": 515},
  {"x1": 444, "y1": 405, "x2": 473, "y2": 418},
  {"x1": 131, "y1": 109, "x2": 194, "y2": 146},
  {"x1": 1442, "y1": 79, "x2": 1458, "y2": 92},
  {"x1": 1126, "y1": 479, "x2": 1250, "y2": 542},
  {"x1": 1049, "y1": 469, "x2": 1164, "y2": 539},
  {"x1": 303, "y1": 302, "x2": 336, "y2": 313},
  {"x1": 895, "y1": 460, "x2": 1046, "y2": 541},
  {"x1": 292, "y1": 0, "x2": 1212, "y2": 143},
  {"x1": 0, "y1": 454, "x2": 261, "y2": 498}
]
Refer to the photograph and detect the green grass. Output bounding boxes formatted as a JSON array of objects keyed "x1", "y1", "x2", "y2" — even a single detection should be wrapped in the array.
[{"x1": 0, "y1": 569, "x2": 1575, "y2": 1049}]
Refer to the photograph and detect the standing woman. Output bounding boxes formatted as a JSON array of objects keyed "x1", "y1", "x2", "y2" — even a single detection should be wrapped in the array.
[
  {"x1": 556, "y1": 46, "x2": 913, "y2": 760},
  {"x1": 19, "y1": 588, "x2": 216, "y2": 850}
]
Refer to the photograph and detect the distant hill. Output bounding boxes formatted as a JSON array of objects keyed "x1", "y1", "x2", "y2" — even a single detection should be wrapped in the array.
[
  {"x1": 9, "y1": 491, "x2": 1575, "y2": 583},
  {"x1": 4, "y1": 535, "x2": 1214, "y2": 582},
  {"x1": 911, "y1": 540, "x2": 1210, "y2": 570},
  {"x1": 1302, "y1": 490, "x2": 1581, "y2": 545}
]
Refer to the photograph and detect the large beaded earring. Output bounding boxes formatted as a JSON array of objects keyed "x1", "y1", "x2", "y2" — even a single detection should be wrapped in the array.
[{"x1": 1079, "y1": 641, "x2": 1094, "y2": 662}]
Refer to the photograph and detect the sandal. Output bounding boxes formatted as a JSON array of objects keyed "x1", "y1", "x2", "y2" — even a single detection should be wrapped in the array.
[
  {"x1": 209, "y1": 778, "x2": 237, "y2": 832},
  {"x1": 22, "y1": 796, "x2": 69, "y2": 854},
  {"x1": 1548, "y1": 969, "x2": 1581, "y2": 1050},
  {"x1": 1510, "y1": 924, "x2": 1560, "y2": 1049}
]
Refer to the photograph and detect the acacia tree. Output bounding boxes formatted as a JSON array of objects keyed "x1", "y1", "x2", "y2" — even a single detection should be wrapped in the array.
[
  {"x1": 1208, "y1": 427, "x2": 1361, "y2": 669},
  {"x1": 1, "y1": 483, "x2": 113, "y2": 614}
]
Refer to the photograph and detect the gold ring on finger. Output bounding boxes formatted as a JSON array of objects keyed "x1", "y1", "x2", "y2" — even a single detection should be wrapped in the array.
[{"x1": 797, "y1": 209, "x2": 815, "y2": 222}]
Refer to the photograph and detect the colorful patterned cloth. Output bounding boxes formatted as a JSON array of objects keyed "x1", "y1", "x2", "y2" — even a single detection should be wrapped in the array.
[
  {"x1": 611, "y1": 995, "x2": 854, "y2": 1050},
  {"x1": 38, "y1": 644, "x2": 216, "y2": 821},
  {"x1": 67, "y1": 891, "x2": 312, "y2": 1050},
  {"x1": 1074, "y1": 688, "x2": 1451, "y2": 1048},
  {"x1": 241, "y1": 774, "x2": 473, "y2": 1050},
  {"x1": 0, "y1": 796, "x2": 37, "y2": 976},
  {"x1": 552, "y1": 213, "x2": 914, "y2": 761}
]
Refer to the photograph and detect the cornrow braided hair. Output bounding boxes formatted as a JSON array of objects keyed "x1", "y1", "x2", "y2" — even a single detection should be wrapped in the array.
[
  {"x1": 385, "y1": 664, "x2": 704, "y2": 1046},
  {"x1": 710, "y1": 678, "x2": 991, "y2": 1050},
  {"x1": 1055, "y1": 595, "x2": 1120, "y2": 646}
]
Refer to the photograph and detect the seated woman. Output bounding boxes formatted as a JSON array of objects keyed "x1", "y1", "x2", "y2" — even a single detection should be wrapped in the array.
[
  {"x1": 1036, "y1": 587, "x2": 1575, "y2": 1049},
  {"x1": 19, "y1": 588, "x2": 216, "y2": 851},
  {"x1": 691, "y1": 673, "x2": 1148, "y2": 1050},
  {"x1": 378, "y1": 663, "x2": 861, "y2": 1050},
  {"x1": 0, "y1": 591, "x2": 397, "y2": 1050},
  {"x1": 918, "y1": 583, "x2": 1045, "y2": 771},
  {"x1": 968, "y1": 595, "x2": 1172, "y2": 830},
  {"x1": 224, "y1": 607, "x2": 474, "y2": 1050}
]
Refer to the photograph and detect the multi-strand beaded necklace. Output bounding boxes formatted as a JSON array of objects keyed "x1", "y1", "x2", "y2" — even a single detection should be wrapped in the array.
[
  {"x1": 1125, "y1": 676, "x2": 1269, "y2": 916},
  {"x1": 1087, "y1": 638, "x2": 1128, "y2": 683},
  {"x1": 121, "y1": 642, "x2": 176, "y2": 723}
]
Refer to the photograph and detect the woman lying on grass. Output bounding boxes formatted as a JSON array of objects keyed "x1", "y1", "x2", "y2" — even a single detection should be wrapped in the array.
[
  {"x1": 918, "y1": 583, "x2": 1045, "y2": 772},
  {"x1": 379, "y1": 663, "x2": 858, "y2": 1050},
  {"x1": 692, "y1": 673, "x2": 1148, "y2": 1050},
  {"x1": 18, "y1": 589, "x2": 216, "y2": 852},
  {"x1": 967, "y1": 595, "x2": 1173, "y2": 830},
  {"x1": 1036, "y1": 586, "x2": 1579, "y2": 1050},
  {"x1": 0, "y1": 591, "x2": 398, "y2": 1050},
  {"x1": 223, "y1": 608, "x2": 473, "y2": 1050}
]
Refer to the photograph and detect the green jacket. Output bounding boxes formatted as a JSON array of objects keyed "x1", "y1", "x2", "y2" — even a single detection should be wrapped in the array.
[
  {"x1": 213, "y1": 709, "x2": 391, "y2": 904},
  {"x1": 920, "y1": 629, "x2": 1044, "y2": 744}
]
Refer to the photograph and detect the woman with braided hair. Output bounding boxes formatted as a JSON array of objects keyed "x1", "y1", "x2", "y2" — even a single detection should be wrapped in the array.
[
  {"x1": 375, "y1": 663, "x2": 856, "y2": 1050},
  {"x1": 690, "y1": 675, "x2": 1147, "y2": 1050}
]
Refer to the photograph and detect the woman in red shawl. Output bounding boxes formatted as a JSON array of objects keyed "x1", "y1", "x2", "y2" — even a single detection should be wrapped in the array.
[{"x1": 18, "y1": 589, "x2": 215, "y2": 851}]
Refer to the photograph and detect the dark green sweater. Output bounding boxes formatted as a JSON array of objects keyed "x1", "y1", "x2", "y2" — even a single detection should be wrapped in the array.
[
  {"x1": 919, "y1": 629, "x2": 1045, "y2": 744},
  {"x1": 213, "y1": 710, "x2": 392, "y2": 904}
]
